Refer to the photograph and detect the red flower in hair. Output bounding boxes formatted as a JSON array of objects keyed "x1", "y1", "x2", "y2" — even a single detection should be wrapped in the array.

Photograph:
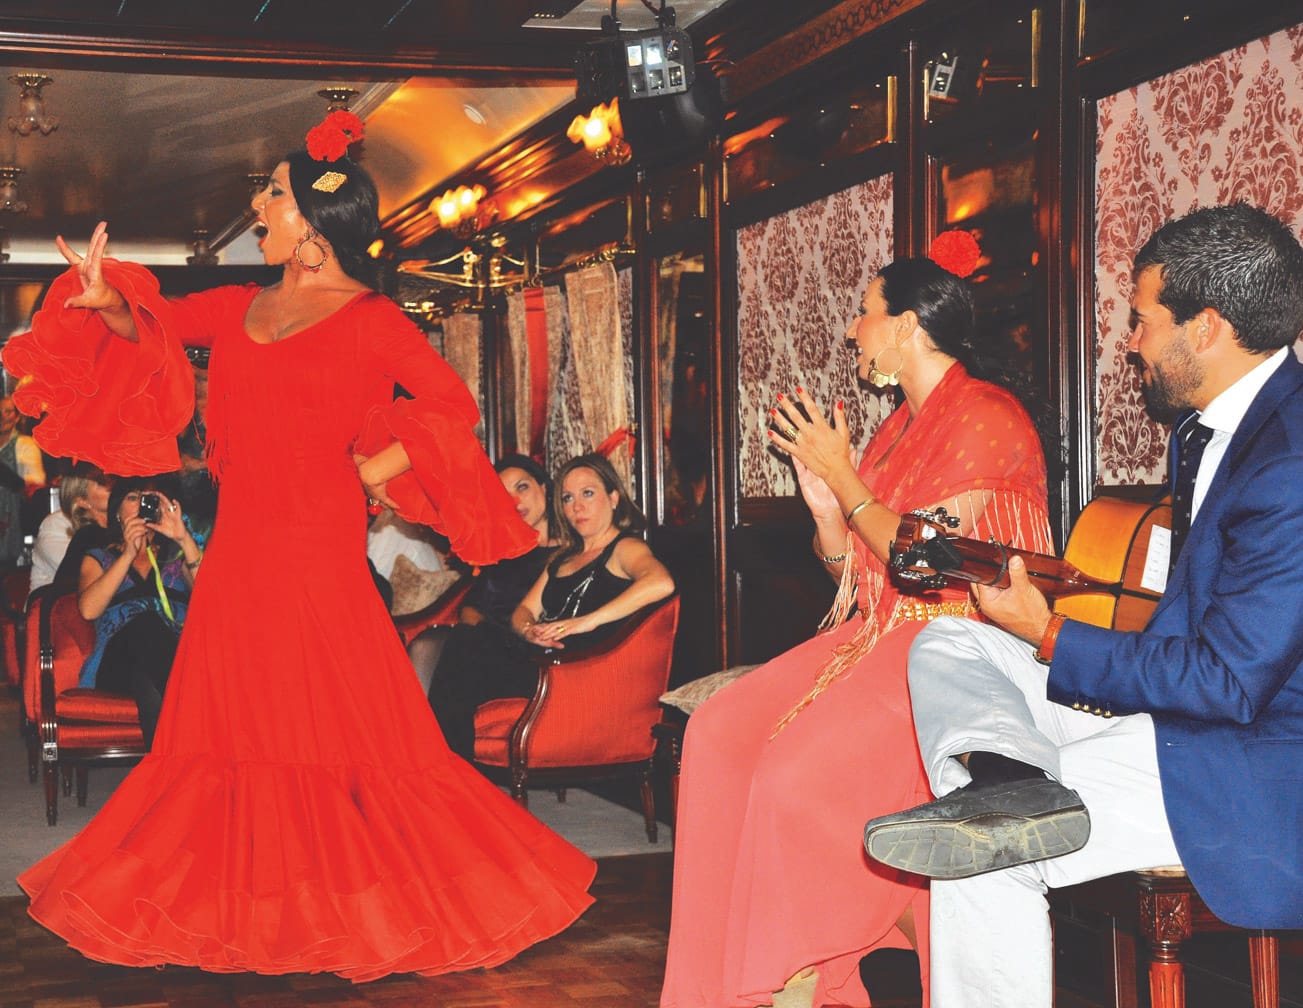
[
  {"x1": 306, "y1": 110, "x2": 365, "y2": 162},
  {"x1": 928, "y1": 229, "x2": 981, "y2": 279}
]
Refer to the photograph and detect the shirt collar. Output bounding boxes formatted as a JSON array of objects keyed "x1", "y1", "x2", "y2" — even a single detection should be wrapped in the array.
[{"x1": 1196, "y1": 346, "x2": 1288, "y2": 435}]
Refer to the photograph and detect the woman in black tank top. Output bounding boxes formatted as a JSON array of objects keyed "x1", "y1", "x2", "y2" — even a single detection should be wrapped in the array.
[{"x1": 427, "y1": 453, "x2": 674, "y2": 759}]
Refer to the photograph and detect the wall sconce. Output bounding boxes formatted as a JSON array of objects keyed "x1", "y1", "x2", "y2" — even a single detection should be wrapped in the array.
[
  {"x1": 431, "y1": 184, "x2": 495, "y2": 237},
  {"x1": 8, "y1": 74, "x2": 58, "y2": 136},
  {"x1": 0, "y1": 167, "x2": 28, "y2": 213},
  {"x1": 567, "y1": 99, "x2": 631, "y2": 165}
]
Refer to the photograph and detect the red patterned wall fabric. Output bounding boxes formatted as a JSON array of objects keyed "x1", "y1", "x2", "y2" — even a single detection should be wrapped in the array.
[
  {"x1": 1094, "y1": 23, "x2": 1303, "y2": 485},
  {"x1": 734, "y1": 175, "x2": 894, "y2": 499}
]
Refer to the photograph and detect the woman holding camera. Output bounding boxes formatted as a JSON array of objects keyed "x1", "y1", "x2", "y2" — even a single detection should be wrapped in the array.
[{"x1": 78, "y1": 477, "x2": 200, "y2": 748}]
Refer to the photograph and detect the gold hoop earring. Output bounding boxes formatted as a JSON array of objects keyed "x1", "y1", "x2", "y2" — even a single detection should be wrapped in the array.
[
  {"x1": 867, "y1": 344, "x2": 904, "y2": 388},
  {"x1": 294, "y1": 231, "x2": 329, "y2": 273}
]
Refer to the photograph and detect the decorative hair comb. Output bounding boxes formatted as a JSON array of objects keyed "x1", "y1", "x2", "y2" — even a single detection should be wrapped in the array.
[
  {"x1": 305, "y1": 109, "x2": 364, "y2": 191},
  {"x1": 928, "y1": 229, "x2": 981, "y2": 278}
]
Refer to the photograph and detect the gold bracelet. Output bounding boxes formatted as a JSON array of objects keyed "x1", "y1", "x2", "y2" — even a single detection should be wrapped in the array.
[
  {"x1": 819, "y1": 548, "x2": 849, "y2": 564},
  {"x1": 845, "y1": 497, "x2": 876, "y2": 525}
]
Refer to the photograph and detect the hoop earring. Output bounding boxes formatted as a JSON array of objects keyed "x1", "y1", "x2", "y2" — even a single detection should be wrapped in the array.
[
  {"x1": 867, "y1": 344, "x2": 904, "y2": 388},
  {"x1": 294, "y1": 231, "x2": 329, "y2": 273}
]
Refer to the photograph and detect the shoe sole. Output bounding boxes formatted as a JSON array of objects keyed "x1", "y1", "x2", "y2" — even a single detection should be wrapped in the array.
[{"x1": 864, "y1": 806, "x2": 1091, "y2": 879}]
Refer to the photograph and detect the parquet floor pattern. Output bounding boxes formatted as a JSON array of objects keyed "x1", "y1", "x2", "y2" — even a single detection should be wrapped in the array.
[{"x1": 0, "y1": 854, "x2": 672, "y2": 1008}]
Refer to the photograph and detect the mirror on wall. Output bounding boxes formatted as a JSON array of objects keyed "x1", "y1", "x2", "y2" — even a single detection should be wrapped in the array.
[
  {"x1": 931, "y1": 133, "x2": 1043, "y2": 394},
  {"x1": 656, "y1": 251, "x2": 710, "y2": 528}
]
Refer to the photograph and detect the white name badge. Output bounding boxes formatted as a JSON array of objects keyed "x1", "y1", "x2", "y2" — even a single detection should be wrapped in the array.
[{"x1": 1142, "y1": 525, "x2": 1172, "y2": 595}]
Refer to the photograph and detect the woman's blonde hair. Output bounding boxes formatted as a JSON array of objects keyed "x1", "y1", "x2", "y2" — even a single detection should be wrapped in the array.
[{"x1": 60, "y1": 466, "x2": 109, "y2": 531}]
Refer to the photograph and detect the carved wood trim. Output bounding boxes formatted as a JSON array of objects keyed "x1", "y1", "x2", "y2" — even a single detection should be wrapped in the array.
[{"x1": 726, "y1": 0, "x2": 930, "y2": 103}]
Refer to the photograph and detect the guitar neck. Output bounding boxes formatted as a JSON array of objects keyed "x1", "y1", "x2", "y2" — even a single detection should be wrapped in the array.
[{"x1": 933, "y1": 538, "x2": 1122, "y2": 599}]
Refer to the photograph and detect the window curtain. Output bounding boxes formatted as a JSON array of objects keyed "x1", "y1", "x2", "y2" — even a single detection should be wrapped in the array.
[
  {"x1": 563, "y1": 261, "x2": 632, "y2": 490},
  {"x1": 439, "y1": 312, "x2": 485, "y2": 445}
]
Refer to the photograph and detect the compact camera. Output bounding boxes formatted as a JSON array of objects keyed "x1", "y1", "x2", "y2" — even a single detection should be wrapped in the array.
[{"x1": 138, "y1": 492, "x2": 163, "y2": 524}]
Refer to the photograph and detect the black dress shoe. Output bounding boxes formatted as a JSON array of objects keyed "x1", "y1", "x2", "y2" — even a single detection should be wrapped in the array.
[
  {"x1": 863, "y1": 777, "x2": 1090, "y2": 879},
  {"x1": 858, "y1": 947, "x2": 922, "y2": 1005}
]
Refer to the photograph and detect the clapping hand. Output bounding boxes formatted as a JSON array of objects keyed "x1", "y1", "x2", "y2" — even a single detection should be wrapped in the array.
[{"x1": 769, "y1": 387, "x2": 856, "y2": 519}]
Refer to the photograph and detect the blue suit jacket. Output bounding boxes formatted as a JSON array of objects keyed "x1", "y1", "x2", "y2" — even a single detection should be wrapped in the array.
[{"x1": 1050, "y1": 352, "x2": 1303, "y2": 929}]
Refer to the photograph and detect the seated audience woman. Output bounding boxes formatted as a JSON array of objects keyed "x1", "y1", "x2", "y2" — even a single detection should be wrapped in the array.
[
  {"x1": 407, "y1": 453, "x2": 556, "y2": 693},
  {"x1": 429, "y1": 453, "x2": 675, "y2": 760},
  {"x1": 659, "y1": 238, "x2": 1054, "y2": 1008},
  {"x1": 78, "y1": 476, "x2": 203, "y2": 748},
  {"x1": 29, "y1": 463, "x2": 112, "y2": 594}
]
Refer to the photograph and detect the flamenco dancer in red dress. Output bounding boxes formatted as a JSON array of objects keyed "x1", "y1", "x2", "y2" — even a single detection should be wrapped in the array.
[{"x1": 5, "y1": 112, "x2": 596, "y2": 981}]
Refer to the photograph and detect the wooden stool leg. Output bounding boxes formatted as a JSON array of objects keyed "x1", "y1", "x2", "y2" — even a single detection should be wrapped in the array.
[
  {"x1": 1248, "y1": 932, "x2": 1279, "y2": 1008},
  {"x1": 1148, "y1": 944, "x2": 1185, "y2": 1008},
  {"x1": 1139, "y1": 883, "x2": 1192, "y2": 1008}
]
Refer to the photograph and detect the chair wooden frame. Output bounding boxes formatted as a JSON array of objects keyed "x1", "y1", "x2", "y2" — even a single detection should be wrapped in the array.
[
  {"x1": 33, "y1": 583, "x2": 146, "y2": 825},
  {"x1": 473, "y1": 595, "x2": 680, "y2": 844},
  {"x1": 1054, "y1": 869, "x2": 1280, "y2": 1008}
]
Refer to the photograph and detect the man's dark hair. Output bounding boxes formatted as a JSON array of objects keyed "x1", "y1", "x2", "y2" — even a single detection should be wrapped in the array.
[{"x1": 1134, "y1": 203, "x2": 1303, "y2": 353}]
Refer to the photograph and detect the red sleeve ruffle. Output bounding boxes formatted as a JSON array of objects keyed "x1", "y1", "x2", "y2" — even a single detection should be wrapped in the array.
[
  {"x1": 355, "y1": 398, "x2": 536, "y2": 568},
  {"x1": 2, "y1": 260, "x2": 193, "y2": 475}
]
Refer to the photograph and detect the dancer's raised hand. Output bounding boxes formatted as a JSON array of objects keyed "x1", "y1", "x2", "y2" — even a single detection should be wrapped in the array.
[{"x1": 56, "y1": 221, "x2": 124, "y2": 313}]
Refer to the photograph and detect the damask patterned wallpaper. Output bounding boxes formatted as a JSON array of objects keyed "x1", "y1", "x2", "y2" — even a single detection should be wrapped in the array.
[
  {"x1": 735, "y1": 174, "x2": 894, "y2": 498},
  {"x1": 1094, "y1": 23, "x2": 1303, "y2": 485}
]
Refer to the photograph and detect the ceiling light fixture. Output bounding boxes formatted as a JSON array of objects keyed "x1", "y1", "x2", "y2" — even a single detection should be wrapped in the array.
[
  {"x1": 7, "y1": 74, "x2": 58, "y2": 136},
  {"x1": 567, "y1": 99, "x2": 631, "y2": 165},
  {"x1": 431, "y1": 184, "x2": 496, "y2": 237},
  {"x1": 0, "y1": 167, "x2": 28, "y2": 213}
]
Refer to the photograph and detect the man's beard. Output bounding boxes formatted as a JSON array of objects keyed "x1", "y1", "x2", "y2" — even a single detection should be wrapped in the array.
[{"x1": 1140, "y1": 337, "x2": 1203, "y2": 423}]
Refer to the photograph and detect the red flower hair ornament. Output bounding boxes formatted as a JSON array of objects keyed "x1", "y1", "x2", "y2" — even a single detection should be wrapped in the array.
[
  {"x1": 306, "y1": 110, "x2": 365, "y2": 164},
  {"x1": 928, "y1": 229, "x2": 981, "y2": 279}
]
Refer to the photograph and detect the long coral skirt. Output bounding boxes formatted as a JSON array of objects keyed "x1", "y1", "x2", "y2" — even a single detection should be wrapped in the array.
[{"x1": 661, "y1": 616, "x2": 934, "y2": 1007}]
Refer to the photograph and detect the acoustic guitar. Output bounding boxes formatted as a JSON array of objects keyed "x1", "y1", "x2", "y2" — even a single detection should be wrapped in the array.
[{"x1": 889, "y1": 496, "x2": 1172, "y2": 632}]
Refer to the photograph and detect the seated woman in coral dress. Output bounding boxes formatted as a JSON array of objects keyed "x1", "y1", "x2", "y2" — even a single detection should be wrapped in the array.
[
  {"x1": 5, "y1": 110, "x2": 595, "y2": 981},
  {"x1": 659, "y1": 236, "x2": 1054, "y2": 1008},
  {"x1": 78, "y1": 477, "x2": 199, "y2": 748},
  {"x1": 428, "y1": 452, "x2": 675, "y2": 759}
]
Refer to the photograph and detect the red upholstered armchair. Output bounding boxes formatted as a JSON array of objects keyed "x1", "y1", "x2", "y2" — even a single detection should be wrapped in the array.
[
  {"x1": 472, "y1": 594, "x2": 680, "y2": 843},
  {"x1": 24, "y1": 583, "x2": 145, "y2": 825},
  {"x1": 394, "y1": 573, "x2": 472, "y2": 646}
]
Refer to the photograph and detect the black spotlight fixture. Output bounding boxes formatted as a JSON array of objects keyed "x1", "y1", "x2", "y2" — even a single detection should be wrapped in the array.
[
  {"x1": 573, "y1": 3, "x2": 719, "y2": 160},
  {"x1": 574, "y1": 4, "x2": 695, "y2": 103}
]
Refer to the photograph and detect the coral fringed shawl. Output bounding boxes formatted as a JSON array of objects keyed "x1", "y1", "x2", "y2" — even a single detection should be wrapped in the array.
[{"x1": 773, "y1": 362, "x2": 1053, "y2": 733}]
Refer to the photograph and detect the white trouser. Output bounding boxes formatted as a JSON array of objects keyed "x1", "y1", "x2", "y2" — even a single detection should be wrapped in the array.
[{"x1": 908, "y1": 618, "x2": 1182, "y2": 1008}]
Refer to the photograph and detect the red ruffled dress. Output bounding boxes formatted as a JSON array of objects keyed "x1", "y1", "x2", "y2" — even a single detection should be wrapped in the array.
[{"x1": 5, "y1": 263, "x2": 596, "y2": 981}]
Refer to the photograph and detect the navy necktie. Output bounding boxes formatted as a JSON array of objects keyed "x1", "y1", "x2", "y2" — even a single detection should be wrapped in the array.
[{"x1": 1170, "y1": 416, "x2": 1214, "y2": 573}]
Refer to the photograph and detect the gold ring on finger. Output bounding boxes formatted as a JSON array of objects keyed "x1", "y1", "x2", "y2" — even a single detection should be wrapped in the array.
[{"x1": 783, "y1": 426, "x2": 799, "y2": 442}]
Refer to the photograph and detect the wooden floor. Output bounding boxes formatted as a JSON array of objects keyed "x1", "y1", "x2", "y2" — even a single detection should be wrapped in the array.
[
  {"x1": 0, "y1": 855, "x2": 674, "y2": 1008},
  {"x1": 3, "y1": 848, "x2": 1298, "y2": 1008}
]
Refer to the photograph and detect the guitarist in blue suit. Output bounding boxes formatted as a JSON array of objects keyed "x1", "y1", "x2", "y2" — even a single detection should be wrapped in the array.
[{"x1": 863, "y1": 203, "x2": 1303, "y2": 1008}]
